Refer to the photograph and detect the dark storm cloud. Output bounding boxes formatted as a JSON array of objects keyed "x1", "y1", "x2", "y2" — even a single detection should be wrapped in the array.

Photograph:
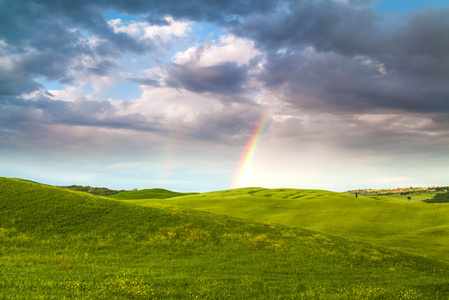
[
  {"x1": 242, "y1": 2, "x2": 449, "y2": 114},
  {"x1": 165, "y1": 62, "x2": 249, "y2": 95},
  {"x1": 397, "y1": 8, "x2": 449, "y2": 60},
  {"x1": 234, "y1": 0, "x2": 381, "y2": 56},
  {"x1": 261, "y1": 50, "x2": 449, "y2": 114},
  {"x1": 0, "y1": 67, "x2": 42, "y2": 97},
  {"x1": 19, "y1": 51, "x2": 77, "y2": 82},
  {"x1": 233, "y1": 1, "x2": 448, "y2": 62},
  {"x1": 188, "y1": 104, "x2": 265, "y2": 141}
]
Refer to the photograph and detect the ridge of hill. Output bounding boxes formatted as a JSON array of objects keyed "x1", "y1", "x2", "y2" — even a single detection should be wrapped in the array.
[
  {"x1": 62, "y1": 184, "x2": 124, "y2": 196},
  {"x1": 347, "y1": 185, "x2": 449, "y2": 196},
  {"x1": 125, "y1": 187, "x2": 449, "y2": 262},
  {"x1": 107, "y1": 188, "x2": 198, "y2": 200},
  {"x1": 2, "y1": 177, "x2": 449, "y2": 298}
]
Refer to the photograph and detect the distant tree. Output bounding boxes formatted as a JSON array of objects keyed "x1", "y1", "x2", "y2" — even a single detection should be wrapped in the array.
[
  {"x1": 423, "y1": 192, "x2": 449, "y2": 203},
  {"x1": 65, "y1": 185, "x2": 120, "y2": 196}
]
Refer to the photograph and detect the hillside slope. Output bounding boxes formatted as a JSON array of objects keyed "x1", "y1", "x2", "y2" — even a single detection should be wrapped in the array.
[
  {"x1": 125, "y1": 187, "x2": 449, "y2": 262},
  {"x1": 1, "y1": 178, "x2": 449, "y2": 299},
  {"x1": 108, "y1": 188, "x2": 197, "y2": 200}
]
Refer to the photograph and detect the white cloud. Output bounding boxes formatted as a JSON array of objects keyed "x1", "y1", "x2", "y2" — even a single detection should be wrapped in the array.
[
  {"x1": 357, "y1": 55, "x2": 388, "y2": 75},
  {"x1": 107, "y1": 16, "x2": 191, "y2": 40},
  {"x1": 126, "y1": 85, "x2": 222, "y2": 123},
  {"x1": 174, "y1": 34, "x2": 262, "y2": 67}
]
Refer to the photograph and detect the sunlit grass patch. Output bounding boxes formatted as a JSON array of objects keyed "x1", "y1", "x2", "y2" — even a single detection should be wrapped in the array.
[
  {"x1": 0, "y1": 228, "x2": 17, "y2": 239},
  {"x1": 165, "y1": 223, "x2": 212, "y2": 245},
  {"x1": 93, "y1": 275, "x2": 157, "y2": 299},
  {"x1": 303, "y1": 285, "x2": 422, "y2": 299},
  {"x1": 222, "y1": 232, "x2": 288, "y2": 251}
]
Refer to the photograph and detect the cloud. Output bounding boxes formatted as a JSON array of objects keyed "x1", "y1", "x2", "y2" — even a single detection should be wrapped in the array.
[
  {"x1": 165, "y1": 62, "x2": 250, "y2": 95},
  {"x1": 0, "y1": 0, "x2": 156, "y2": 100},
  {"x1": 85, "y1": 60, "x2": 116, "y2": 76},
  {"x1": 104, "y1": 0, "x2": 275, "y2": 26},
  {"x1": 187, "y1": 103, "x2": 265, "y2": 141},
  {"x1": 128, "y1": 77, "x2": 160, "y2": 87},
  {"x1": 262, "y1": 49, "x2": 449, "y2": 114},
  {"x1": 189, "y1": 1, "x2": 445, "y2": 117},
  {"x1": 0, "y1": 95, "x2": 150, "y2": 136},
  {"x1": 0, "y1": 58, "x2": 42, "y2": 97},
  {"x1": 107, "y1": 16, "x2": 191, "y2": 40},
  {"x1": 249, "y1": 6, "x2": 449, "y2": 115},
  {"x1": 174, "y1": 35, "x2": 262, "y2": 67},
  {"x1": 233, "y1": 0, "x2": 381, "y2": 55},
  {"x1": 2, "y1": 0, "x2": 448, "y2": 119},
  {"x1": 162, "y1": 34, "x2": 262, "y2": 96},
  {"x1": 395, "y1": 7, "x2": 449, "y2": 60}
]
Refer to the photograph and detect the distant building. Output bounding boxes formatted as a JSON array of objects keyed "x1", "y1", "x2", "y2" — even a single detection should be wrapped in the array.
[{"x1": 133, "y1": 188, "x2": 138, "y2": 191}]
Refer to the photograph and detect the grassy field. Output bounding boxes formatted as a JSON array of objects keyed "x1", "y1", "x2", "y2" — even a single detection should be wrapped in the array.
[
  {"x1": 2, "y1": 177, "x2": 449, "y2": 299},
  {"x1": 123, "y1": 188, "x2": 449, "y2": 263}
]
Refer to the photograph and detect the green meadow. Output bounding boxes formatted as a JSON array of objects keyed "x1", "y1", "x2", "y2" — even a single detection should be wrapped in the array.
[
  {"x1": 1, "y1": 177, "x2": 449, "y2": 299},
  {"x1": 127, "y1": 188, "x2": 449, "y2": 263}
]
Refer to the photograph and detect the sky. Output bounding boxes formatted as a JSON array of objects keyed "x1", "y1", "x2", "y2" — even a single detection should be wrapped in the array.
[{"x1": 1, "y1": 0, "x2": 449, "y2": 192}]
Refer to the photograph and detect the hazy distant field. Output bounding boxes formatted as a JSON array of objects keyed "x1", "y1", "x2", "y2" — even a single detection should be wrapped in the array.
[{"x1": 2, "y1": 177, "x2": 449, "y2": 299}]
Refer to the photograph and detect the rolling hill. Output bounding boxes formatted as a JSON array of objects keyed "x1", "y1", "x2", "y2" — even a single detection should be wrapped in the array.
[
  {"x1": 122, "y1": 187, "x2": 449, "y2": 262},
  {"x1": 108, "y1": 188, "x2": 198, "y2": 200},
  {"x1": 1, "y1": 177, "x2": 449, "y2": 299}
]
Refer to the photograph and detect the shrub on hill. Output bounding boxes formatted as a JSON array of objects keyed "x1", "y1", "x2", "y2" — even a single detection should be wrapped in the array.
[{"x1": 424, "y1": 192, "x2": 449, "y2": 203}]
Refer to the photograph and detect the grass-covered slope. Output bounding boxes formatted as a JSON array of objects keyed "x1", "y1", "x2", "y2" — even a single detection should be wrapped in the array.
[
  {"x1": 1, "y1": 177, "x2": 449, "y2": 299},
  {"x1": 108, "y1": 188, "x2": 197, "y2": 200},
  {"x1": 127, "y1": 187, "x2": 449, "y2": 262}
]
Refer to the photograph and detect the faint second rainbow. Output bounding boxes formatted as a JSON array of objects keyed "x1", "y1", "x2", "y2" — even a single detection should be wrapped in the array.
[{"x1": 230, "y1": 110, "x2": 272, "y2": 189}]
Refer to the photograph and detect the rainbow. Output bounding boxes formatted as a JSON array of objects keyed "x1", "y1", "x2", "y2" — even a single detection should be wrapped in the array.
[
  {"x1": 156, "y1": 130, "x2": 179, "y2": 184},
  {"x1": 230, "y1": 111, "x2": 272, "y2": 189}
]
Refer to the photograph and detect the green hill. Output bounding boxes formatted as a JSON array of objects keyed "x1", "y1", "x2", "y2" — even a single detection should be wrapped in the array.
[
  {"x1": 124, "y1": 187, "x2": 449, "y2": 262},
  {"x1": 1, "y1": 177, "x2": 449, "y2": 299},
  {"x1": 108, "y1": 188, "x2": 197, "y2": 200}
]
